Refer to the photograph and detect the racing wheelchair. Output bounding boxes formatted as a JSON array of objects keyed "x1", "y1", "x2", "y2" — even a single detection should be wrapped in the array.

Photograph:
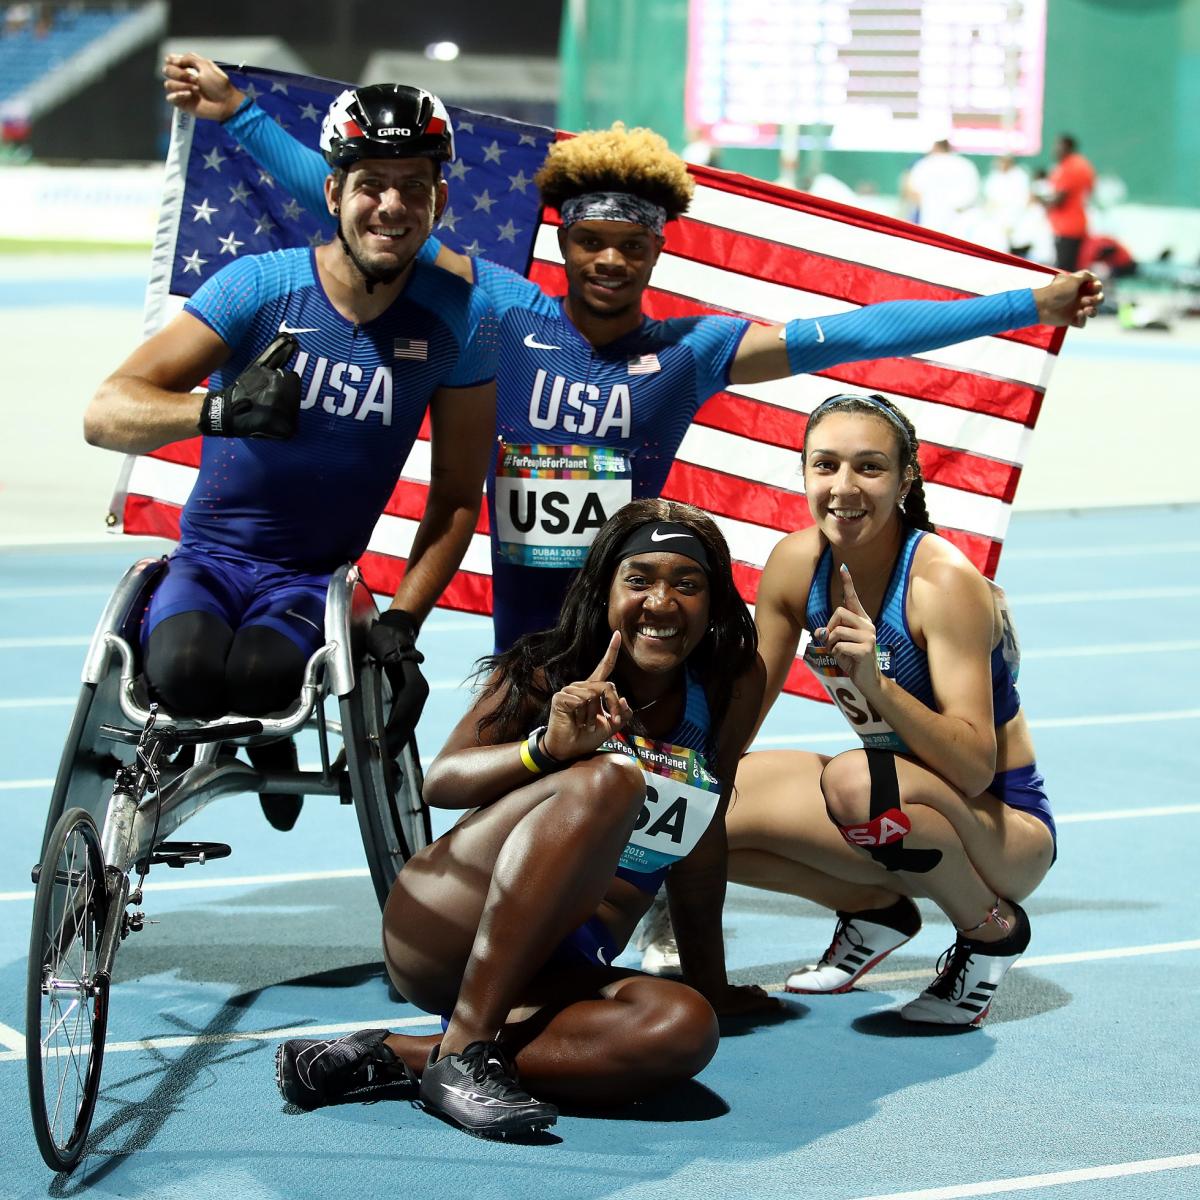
[{"x1": 26, "y1": 555, "x2": 431, "y2": 1171}]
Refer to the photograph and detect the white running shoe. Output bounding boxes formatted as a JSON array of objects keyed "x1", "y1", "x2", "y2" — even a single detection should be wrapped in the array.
[
  {"x1": 901, "y1": 901, "x2": 1030, "y2": 1026},
  {"x1": 785, "y1": 900, "x2": 921, "y2": 995},
  {"x1": 636, "y1": 891, "x2": 680, "y2": 975}
]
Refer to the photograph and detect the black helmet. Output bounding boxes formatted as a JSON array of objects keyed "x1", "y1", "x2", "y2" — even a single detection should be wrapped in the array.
[{"x1": 320, "y1": 84, "x2": 455, "y2": 169}]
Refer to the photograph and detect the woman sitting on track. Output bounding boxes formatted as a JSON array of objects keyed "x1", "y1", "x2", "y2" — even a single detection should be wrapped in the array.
[
  {"x1": 275, "y1": 498, "x2": 776, "y2": 1137},
  {"x1": 726, "y1": 391, "x2": 1055, "y2": 1026}
]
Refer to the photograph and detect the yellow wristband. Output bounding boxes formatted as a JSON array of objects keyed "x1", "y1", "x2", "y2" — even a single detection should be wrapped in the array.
[{"x1": 519, "y1": 737, "x2": 543, "y2": 775}]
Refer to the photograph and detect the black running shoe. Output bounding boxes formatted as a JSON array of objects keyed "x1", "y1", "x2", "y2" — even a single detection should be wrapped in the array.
[
  {"x1": 249, "y1": 737, "x2": 303, "y2": 831},
  {"x1": 419, "y1": 1041, "x2": 558, "y2": 1138},
  {"x1": 275, "y1": 1028, "x2": 415, "y2": 1109}
]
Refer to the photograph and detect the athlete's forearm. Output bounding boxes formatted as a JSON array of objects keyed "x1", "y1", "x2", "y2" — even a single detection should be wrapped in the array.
[
  {"x1": 784, "y1": 288, "x2": 1038, "y2": 376},
  {"x1": 868, "y1": 675, "x2": 997, "y2": 798},
  {"x1": 666, "y1": 814, "x2": 731, "y2": 995},
  {"x1": 389, "y1": 492, "x2": 481, "y2": 624},
  {"x1": 84, "y1": 376, "x2": 204, "y2": 454},
  {"x1": 225, "y1": 101, "x2": 332, "y2": 230}
]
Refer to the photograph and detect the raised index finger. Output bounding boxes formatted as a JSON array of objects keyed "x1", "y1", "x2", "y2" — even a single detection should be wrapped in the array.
[
  {"x1": 839, "y1": 563, "x2": 868, "y2": 616},
  {"x1": 588, "y1": 630, "x2": 623, "y2": 682}
]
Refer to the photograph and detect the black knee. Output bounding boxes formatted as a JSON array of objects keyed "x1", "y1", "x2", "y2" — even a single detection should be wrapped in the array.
[
  {"x1": 225, "y1": 625, "x2": 306, "y2": 716},
  {"x1": 144, "y1": 611, "x2": 232, "y2": 719}
]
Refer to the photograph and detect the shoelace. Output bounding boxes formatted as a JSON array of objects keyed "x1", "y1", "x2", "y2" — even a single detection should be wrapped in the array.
[
  {"x1": 820, "y1": 915, "x2": 866, "y2": 965},
  {"x1": 927, "y1": 941, "x2": 974, "y2": 1001},
  {"x1": 458, "y1": 1041, "x2": 521, "y2": 1089}
]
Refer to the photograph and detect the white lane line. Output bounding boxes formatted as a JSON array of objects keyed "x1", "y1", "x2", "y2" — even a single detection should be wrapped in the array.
[
  {"x1": 850, "y1": 1151, "x2": 1200, "y2": 1200},
  {"x1": 0, "y1": 778, "x2": 53, "y2": 791},
  {"x1": 0, "y1": 696, "x2": 75, "y2": 709},
  {"x1": 4, "y1": 799, "x2": 1199, "y2": 898},
  {"x1": 1003, "y1": 539, "x2": 1200, "y2": 560},
  {"x1": 0, "y1": 1013, "x2": 443, "y2": 1063},
  {"x1": 1022, "y1": 639, "x2": 1200, "y2": 659},
  {"x1": 0, "y1": 586, "x2": 111, "y2": 599},
  {"x1": 781, "y1": 938, "x2": 1200, "y2": 990},
  {"x1": 0, "y1": 866, "x2": 372, "y2": 903},
  {"x1": 1057, "y1": 803, "x2": 1200, "y2": 824},
  {"x1": 0, "y1": 1021, "x2": 25, "y2": 1053},
  {"x1": 6, "y1": 938, "x2": 1200, "y2": 1065},
  {"x1": 753, "y1": 707, "x2": 1200, "y2": 747},
  {"x1": 1008, "y1": 585, "x2": 1200, "y2": 605},
  {"x1": 0, "y1": 636, "x2": 90, "y2": 649}
]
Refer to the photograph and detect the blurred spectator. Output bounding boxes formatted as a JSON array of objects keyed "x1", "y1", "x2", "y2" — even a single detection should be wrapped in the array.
[
  {"x1": 902, "y1": 139, "x2": 981, "y2": 239},
  {"x1": 801, "y1": 170, "x2": 857, "y2": 206},
  {"x1": 1040, "y1": 133, "x2": 1095, "y2": 271},
  {"x1": 984, "y1": 155, "x2": 1032, "y2": 255}
]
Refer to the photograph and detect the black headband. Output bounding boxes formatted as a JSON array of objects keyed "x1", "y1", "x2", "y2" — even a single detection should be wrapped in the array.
[{"x1": 616, "y1": 521, "x2": 711, "y2": 574}]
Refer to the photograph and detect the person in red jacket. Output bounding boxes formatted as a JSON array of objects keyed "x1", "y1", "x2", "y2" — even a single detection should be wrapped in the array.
[{"x1": 1042, "y1": 134, "x2": 1095, "y2": 271}]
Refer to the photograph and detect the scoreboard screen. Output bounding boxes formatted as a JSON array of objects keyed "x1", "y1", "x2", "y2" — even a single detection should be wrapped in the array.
[{"x1": 686, "y1": 0, "x2": 1046, "y2": 155}]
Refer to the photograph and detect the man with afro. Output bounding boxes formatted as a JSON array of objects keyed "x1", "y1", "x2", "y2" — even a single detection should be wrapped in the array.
[{"x1": 166, "y1": 53, "x2": 1102, "y2": 650}]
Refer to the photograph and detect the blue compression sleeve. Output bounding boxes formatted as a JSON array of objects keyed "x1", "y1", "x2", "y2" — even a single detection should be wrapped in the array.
[
  {"x1": 783, "y1": 288, "x2": 1039, "y2": 376},
  {"x1": 224, "y1": 102, "x2": 333, "y2": 231}
]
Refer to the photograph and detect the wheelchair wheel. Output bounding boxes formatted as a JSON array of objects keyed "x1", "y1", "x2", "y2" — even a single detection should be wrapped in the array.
[
  {"x1": 26, "y1": 807, "x2": 111, "y2": 1173},
  {"x1": 340, "y1": 656, "x2": 431, "y2": 910}
]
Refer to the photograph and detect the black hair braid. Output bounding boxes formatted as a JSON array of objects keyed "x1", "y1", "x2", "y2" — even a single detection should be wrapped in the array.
[{"x1": 881, "y1": 398, "x2": 936, "y2": 533}]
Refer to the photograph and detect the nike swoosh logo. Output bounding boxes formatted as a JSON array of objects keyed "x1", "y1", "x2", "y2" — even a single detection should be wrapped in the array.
[
  {"x1": 279, "y1": 322, "x2": 320, "y2": 335},
  {"x1": 286, "y1": 609, "x2": 322, "y2": 632},
  {"x1": 649, "y1": 528, "x2": 690, "y2": 543},
  {"x1": 523, "y1": 332, "x2": 562, "y2": 351},
  {"x1": 814, "y1": 320, "x2": 825, "y2": 343}
]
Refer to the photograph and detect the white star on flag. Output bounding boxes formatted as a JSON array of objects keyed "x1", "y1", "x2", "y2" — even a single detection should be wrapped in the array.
[
  {"x1": 218, "y1": 231, "x2": 244, "y2": 255},
  {"x1": 191, "y1": 198, "x2": 217, "y2": 223}
]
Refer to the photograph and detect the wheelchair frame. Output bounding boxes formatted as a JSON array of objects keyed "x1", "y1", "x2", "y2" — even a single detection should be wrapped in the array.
[{"x1": 26, "y1": 555, "x2": 433, "y2": 1171}]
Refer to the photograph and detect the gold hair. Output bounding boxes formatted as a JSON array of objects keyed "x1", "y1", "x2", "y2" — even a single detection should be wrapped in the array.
[{"x1": 535, "y1": 122, "x2": 695, "y2": 220}]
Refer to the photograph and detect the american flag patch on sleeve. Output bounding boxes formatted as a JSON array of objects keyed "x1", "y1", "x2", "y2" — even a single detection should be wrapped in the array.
[{"x1": 394, "y1": 338, "x2": 429, "y2": 361}]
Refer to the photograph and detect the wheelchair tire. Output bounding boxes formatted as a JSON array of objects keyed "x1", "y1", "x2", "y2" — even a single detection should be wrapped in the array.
[
  {"x1": 26, "y1": 807, "x2": 111, "y2": 1173},
  {"x1": 340, "y1": 656, "x2": 431, "y2": 910}
]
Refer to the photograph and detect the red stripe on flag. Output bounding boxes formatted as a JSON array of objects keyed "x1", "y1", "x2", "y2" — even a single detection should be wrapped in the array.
[
  {"x1": 149, "y1": 438, "x2": 202, "y2": 468},
  {"x1": 123, "y1": 493, "x2": 182, "y2": 540},
  {"x1": 662, "y1": 216, "x2": 1057, "y2": 352},
  {"x1": 691, "y1": 392, "x2": 1022, "y2": 500},
  {"x1": 663, "y1": 460, "x2": 810, "y2": 532},
  {"x1": 357, "y1": 550, "x2": 493, "y2": 616},
  {"x1": 381, "y1": 478, "x2": 491, "y2": 535}
]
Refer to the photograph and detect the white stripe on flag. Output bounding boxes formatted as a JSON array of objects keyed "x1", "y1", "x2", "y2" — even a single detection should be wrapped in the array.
[{"x1": 687, "y1": 183, "x2": 1053, "y2": 295}]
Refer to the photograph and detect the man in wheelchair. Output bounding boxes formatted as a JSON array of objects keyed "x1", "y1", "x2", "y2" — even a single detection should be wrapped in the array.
[{"x1": 82, "y1": 83, "x2": 498, "y2": 828}]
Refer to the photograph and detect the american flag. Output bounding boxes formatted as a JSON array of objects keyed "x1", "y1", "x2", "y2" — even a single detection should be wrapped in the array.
[{"x1": 114, "y1": 65, "x2": 1064, "y2": 703}]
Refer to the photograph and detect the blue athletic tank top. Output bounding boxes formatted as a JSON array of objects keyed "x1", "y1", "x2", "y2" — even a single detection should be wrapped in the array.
[
  {"x1": 804, "y1": 529, "x2": 1020, "y2": 750},
  {"x1": 607, "y1": 667, "x2": 718, "y2": 894}
]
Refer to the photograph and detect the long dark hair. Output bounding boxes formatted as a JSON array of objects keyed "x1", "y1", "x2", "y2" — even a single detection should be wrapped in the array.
[
  {"x1": 803, "y1": 392, "x2": 935, "y2": 533},
  {"x1": 475, "y1": 498, "x2": 757, "y2": 746}
]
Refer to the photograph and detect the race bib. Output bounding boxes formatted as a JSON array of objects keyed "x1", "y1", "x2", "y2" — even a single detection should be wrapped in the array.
[
  {"x1": 600, "y1": 735, "x2": 722, "y2": 875},
  {"x1": 494, "y1": 443, "x2": 633, "y2": 568},
  {"x1": 803, "y1": 641, "x2": 909, "y2": 752}
]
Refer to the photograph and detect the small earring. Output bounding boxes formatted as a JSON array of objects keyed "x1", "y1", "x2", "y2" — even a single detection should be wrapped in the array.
[{"x1": 898, "y1": 494, "x2": 908, "y2": 513}]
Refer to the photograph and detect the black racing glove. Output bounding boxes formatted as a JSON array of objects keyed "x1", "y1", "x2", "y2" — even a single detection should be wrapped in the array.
[
  {"x1": 198, "y1": 333, "x2": 300, "y2": 440},
  {"x1": 366, "y1": 609, "x2": 430, "y2": 754}
]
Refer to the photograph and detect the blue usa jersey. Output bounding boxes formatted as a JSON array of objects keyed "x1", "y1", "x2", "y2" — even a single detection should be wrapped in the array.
[
  {"x1": 182, "y1": 247, "x2": 497, "y2": 571},
  {"x1": 473, "y1": 258, "x2": 749, "y2": 645},
  {"x1": 227, "y1": 108, "x2": 1041, "y2": 645}
]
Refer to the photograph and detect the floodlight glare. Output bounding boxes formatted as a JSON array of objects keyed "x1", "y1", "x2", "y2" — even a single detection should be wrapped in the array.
[{"x1": 425, "y1": 42, "x2": 460, "y2": 62}]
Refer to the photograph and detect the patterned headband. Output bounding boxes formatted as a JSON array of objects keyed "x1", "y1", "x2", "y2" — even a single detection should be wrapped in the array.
[
  {"x1": 560, "y1": 192, "x2": 667, "y2": 235},
  {"x1": 808, "y1": 392, "x2": 914, "y2": 455}
]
